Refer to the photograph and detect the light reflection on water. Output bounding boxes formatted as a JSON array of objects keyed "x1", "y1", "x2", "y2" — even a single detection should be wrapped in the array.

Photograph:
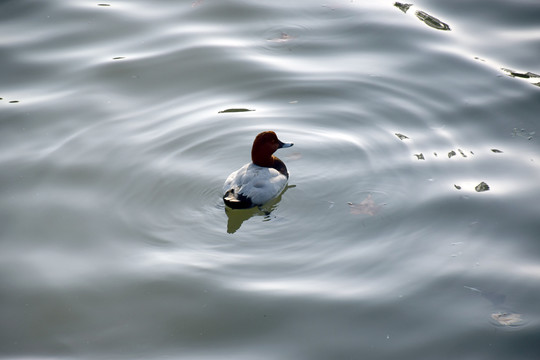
[{"x1": 1, "y1": 0, "x2": 540, "y2": 358}]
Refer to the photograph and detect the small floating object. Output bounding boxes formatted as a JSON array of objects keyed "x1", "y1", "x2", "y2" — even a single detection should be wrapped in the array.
[
  {"x1": 491, "y1": 312, "x2": 522, "y2": 326},
  {"x1": 414, "y1": 153, "x2": 425, "y2": 160},
  {"x1": 448, "y1": 150, "x2": 456, "y2": 158},
  {"x1": 415, "y1": 10, "x2": 451, "y2": 31},
  {"x1": 512, "y1": 128, "x2": 534, "y2": 140},
  {"x1": 395, "y1": 132, "x2": 409, "y2": 140},
  {"x1": 348, "y1": 194, "x2": 383, "y2": 216},
  {"x1": 218, "y1": 108, "x2": 255, "y2": 113},
  {"x1": 9, "y1": 100, "x2": 19, "y2": 104},
  {"x1": 98, "y1": 3, "x2": 111, "y2": 6},
  {"x1": 501, "y1": 68, "x2": 540, "y2": 79},
  {"x1": 454, "y1": 184, "x2": 462, "y2": 190},
  {"x1": 501, "y1": 69, "x2": 540, "y2": 87},
  {"x1": 491, "y1": 149, "x2": 503, "y2": 153},
  {"x1": 394, "y1": 2, "x2": 413, "y2": 13},
  {"x1": 267, "y1": 32, "x2": 295, "y2": 43},
  {"x1": 475, "y1": 182, "x2": 490, "y2": 192}
]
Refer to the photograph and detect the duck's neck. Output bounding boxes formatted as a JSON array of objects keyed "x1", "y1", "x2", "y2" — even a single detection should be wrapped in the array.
[
  {"x1": 252, "y1": 152, "x2": 276, "y2": 168},
  {"x1": 252, "y1": 154, "x2": 288, "y2": 176}
]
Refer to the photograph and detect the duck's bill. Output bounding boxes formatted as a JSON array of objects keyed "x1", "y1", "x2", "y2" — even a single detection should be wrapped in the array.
[{"x1": 278, "y1": 141, "x2": 294, "y2": 148}]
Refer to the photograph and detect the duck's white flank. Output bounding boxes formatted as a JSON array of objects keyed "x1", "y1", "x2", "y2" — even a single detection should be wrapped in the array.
[{"x1": 223, "y1": 163, "x2": 289, "y2": 206}]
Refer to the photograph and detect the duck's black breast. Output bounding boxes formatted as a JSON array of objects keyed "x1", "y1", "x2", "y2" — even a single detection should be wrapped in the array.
[{"x1": 272, "y1": 157, "x2": 289, "y2": 177}]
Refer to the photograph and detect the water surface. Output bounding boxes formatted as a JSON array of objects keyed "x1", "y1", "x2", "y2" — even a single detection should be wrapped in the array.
[{"x1": 1, "y1": 0, "x2": 539, "y2": 359}]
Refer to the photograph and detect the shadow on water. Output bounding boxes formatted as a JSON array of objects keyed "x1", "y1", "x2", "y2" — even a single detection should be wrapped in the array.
[{"x1": 224, "y1": 186, "x2": 293, "y2": 234}]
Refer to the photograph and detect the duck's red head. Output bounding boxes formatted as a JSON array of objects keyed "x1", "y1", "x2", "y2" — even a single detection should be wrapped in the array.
[{"x1": 251, "y1": 131, "x2": 293, "y2": 168}]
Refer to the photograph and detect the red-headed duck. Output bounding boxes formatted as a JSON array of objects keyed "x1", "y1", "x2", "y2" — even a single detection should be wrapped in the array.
[{"x1": 223, "y1": 131, "x2": 293, "y2": 209}]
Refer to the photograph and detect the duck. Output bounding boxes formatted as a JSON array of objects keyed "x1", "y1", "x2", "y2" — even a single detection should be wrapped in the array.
[{"x1": 223, "y1": 131, "x2": 293, "y2": 209}]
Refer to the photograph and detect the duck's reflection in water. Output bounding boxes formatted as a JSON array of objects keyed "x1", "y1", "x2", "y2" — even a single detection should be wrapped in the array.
[{"x1": 224, "y1": 186, "x2": 293, "y2": 234}]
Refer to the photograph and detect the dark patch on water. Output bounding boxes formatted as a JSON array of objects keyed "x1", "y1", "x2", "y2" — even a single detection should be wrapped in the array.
[{"x1": 218, "y1": 108, "x2": 255, "y2": 113}]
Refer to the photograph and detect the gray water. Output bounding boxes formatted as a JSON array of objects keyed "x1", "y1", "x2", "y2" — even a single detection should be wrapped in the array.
[{"x1": 1, "y1": 0, "x2": 540, "y2": 359}]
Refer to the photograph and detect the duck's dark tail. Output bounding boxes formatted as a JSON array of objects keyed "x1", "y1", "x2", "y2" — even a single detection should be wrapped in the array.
[{"x1": 223, "y1": 189, "x2": 254, "y2": 209}]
